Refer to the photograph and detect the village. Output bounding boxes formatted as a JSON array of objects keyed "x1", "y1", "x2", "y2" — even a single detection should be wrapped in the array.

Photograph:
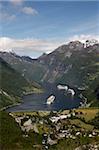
[{"x1": 9, "y1": 108, "x2": 99, "y2": 150}]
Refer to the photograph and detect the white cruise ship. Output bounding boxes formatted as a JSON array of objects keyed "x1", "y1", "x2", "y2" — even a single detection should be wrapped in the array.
[{"x1": 46, "y1": 95, "x2": 55, "y2": 105}]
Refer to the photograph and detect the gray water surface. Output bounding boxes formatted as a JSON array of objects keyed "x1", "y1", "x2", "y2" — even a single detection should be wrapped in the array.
[{"x1": 6, "y1": 84, "x2": 81, "y2": 112}]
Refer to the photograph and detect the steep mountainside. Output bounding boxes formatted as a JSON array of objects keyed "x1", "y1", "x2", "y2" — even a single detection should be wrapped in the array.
[
  {"x1": 0, "y1": 52, "x2": 46, "y2": 83},
  {"x1": 38, "y1": 41, "x2": 99, "y2": 86},
  {"x1": 0, "y1": 57, "x2": 41, "y2": 108}
]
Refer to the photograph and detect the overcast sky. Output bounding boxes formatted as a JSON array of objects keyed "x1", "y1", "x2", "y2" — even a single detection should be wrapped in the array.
[{"x1": 0, "y1": 0, "x2": 99, "y2": 58}]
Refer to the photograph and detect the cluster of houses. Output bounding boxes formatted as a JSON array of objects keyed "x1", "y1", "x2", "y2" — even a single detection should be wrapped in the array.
[
  {"x1": 9, "y1": 111, "x2": 99, "y2": 149},
  {"x1": 49, "y1": 112, "x2": 75, "y2": 123}
]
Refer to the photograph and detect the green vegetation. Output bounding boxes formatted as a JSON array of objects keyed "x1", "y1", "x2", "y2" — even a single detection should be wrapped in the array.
[
  {"x1": 75, "y1": 108, "x2": 99, "y2": 121},
  {"x1": 49, "y1": 136, "x2": 99, "y2": 150},
  {"x1": 13, "y1": 111, "x2": 51, "y2": 117},
  {"x1": 70, "y1": 119, "x2": 94, "y2": 130},
  {"x1": 89, "y1": 113, "x2": 99, "y2": 129},
  {"x1": 0, "y1": 111, "x2": 23, "y2": 150},
  {"x1": 0, "y1": 57, "x2": 42, "y2": 96},
  {"x1": 0, "y1": 92, "x2": 20, "y2": 109},
  {"x1": 0, "y1": 58, "x2": 29, "y2": 97}
]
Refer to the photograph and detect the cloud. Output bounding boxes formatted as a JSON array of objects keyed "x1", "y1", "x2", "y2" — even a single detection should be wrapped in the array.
[
  {"x1": 22, "y1": 7, "x2": 38, "y2": 15},
  {"x1": 0, "y1": 12, "x2": 16, "y2": 21},
  {"x1": 0, "y1": 35, "x2": 99, "y2": 58},
  {"x1": 10, "y1": 0, "x2": 23, "y2": 5},
  {"x1": 0, "y1": 37, "x2": 62, "y2": 54},
  {"x1": 68, "y1": 34, "x2": 99, "y2": 43}
]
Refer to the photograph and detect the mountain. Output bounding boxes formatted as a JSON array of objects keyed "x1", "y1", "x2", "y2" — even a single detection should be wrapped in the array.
[
  {"x1": 0, "y1": 52, "x2": 46, "y2": 83},
  {"x1": 38, "y1": 41, "x2": 99, "y2": 85},
  {"x1": 0, "y1": 57, "x2": 41, "y2": 108},
  {"x1": 0, "y1": 40, "x2": 99, "y2": 105}
]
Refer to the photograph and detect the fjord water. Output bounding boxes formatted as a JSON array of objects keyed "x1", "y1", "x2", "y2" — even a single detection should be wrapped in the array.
[{"x1": 6, "y1": 83, "x2": 81, "y2": 112}]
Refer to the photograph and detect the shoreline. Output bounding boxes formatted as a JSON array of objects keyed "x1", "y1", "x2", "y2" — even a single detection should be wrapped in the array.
[{"x1": 0, "y1": 102, "x2": 22, "y2": 111}]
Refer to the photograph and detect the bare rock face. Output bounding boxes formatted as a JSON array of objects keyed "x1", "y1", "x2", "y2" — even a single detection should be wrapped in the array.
[{"x1": 68, "y1": 41, "x2": 84, "y2": 50}]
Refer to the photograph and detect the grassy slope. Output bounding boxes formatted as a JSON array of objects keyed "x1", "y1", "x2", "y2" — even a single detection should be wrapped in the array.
[
  {"x1": 75, "y1": 108, "x2": 99, "y2": 121},
  {"x1": 49, "y1": 136, "x2": 99, "y2": 150},
  {"x1": 0, "y1": 111, "x2": 23, "y2": 150},
  {"x1": 0, "y1": 57, "x2": 29, "y2": 97},
  {"x1": 0, "y1": 93, "x2": 20, "y2": 109}
]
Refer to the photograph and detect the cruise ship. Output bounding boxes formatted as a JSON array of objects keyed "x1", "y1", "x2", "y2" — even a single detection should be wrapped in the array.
[{"x1": 46, "y1": 95, "x2": 55, "y2": 105}]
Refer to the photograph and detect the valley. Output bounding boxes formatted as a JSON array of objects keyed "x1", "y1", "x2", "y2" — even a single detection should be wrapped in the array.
[{"x1": 0, "y1": 40, "x2": 99, "y2": 150}]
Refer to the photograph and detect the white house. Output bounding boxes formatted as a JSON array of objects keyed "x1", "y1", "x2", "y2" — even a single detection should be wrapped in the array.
[
  {"x1": 76, "y1": 132, "x2": 81, "y2": 136},
  {"x1": 50, "y1": 116, "x2": 60, "y2": 123},
  {"x1": 60, "y1": 115, "x2": 68, "y2": 119},
  {"x1": 50, "y1": 114, "x2": 72, "y2": 123}
]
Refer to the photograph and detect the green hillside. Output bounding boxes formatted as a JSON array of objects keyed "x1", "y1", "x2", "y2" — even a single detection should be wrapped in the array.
[
  {"x1": 0, "y1": 57, "x2": 29, "y2": 97},
  {"x1": 0, "y1": 57, "x2": 42, "y2": 108},
  {"x1": 0, "y1": 111, "x2": 23, "y2": 150}
]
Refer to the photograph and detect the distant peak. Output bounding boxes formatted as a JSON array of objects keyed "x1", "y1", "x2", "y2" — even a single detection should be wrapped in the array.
[{"x1": 68, "y1": 40, "x2": 84, "y2": 50}]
